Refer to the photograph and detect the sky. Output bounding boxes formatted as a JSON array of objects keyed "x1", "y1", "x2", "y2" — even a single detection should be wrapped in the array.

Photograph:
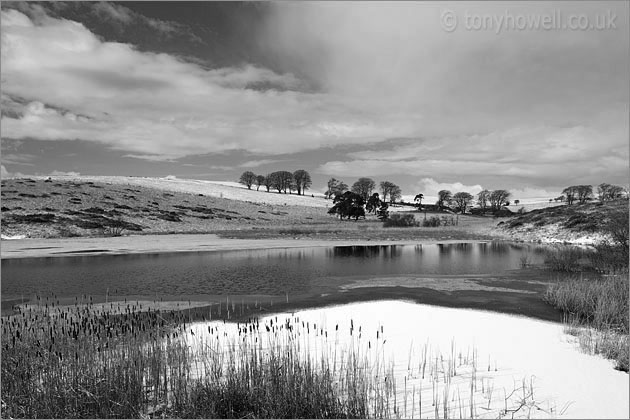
[{"x1": 1, "y1": 1, "x2": 628, "y2": 201}]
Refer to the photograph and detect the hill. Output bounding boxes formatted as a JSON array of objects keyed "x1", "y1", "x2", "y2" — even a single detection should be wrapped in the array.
[
  {"x1": 1, "y1": 176, "x2": 500, "y2": 242},
  {"x1": 495, "y1": 200, "x2": 629, "y2": 245},
  {"x1": 0, "y1": 176, "x2": 330, "y2": 239}
]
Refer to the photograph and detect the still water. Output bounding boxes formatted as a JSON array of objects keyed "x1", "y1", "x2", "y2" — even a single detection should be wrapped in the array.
[{"x1": 1, "y1": 242, "x2": 547, "y2": 298}]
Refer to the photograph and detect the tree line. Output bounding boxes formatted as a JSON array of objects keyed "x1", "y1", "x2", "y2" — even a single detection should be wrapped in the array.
[
  {"x1": 553, "y1": 183, "x2": 628, "y2": 205},
  {"x1": 326, "y1": 177, "x2": 402, "y2": 203},
  {"x1": 239, "y1": 170, "x2": 312, "y2": 195}
]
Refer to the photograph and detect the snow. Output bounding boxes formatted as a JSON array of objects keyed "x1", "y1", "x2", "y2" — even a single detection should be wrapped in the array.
[
  {"x1": 0, "y1": 234, "x2": 26, "y2": 240},
  {"x1": 186, "y1": 301, "x2": 628, "y2": 419}
]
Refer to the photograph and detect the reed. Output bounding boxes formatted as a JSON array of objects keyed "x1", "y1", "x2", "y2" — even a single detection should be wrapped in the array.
[
  {"x1": 2, "y1": 296, "x2": 542, "y2": 418},
  {"x1": 544, "y1": 273, "x2": 629, "y2": 371}
]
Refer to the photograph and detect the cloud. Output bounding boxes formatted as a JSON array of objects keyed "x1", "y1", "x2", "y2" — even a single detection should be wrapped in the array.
[
  {"x1": 49, "y1": 170, "x2": 81, "y2": 177},
  {"x1": 238, "y1": 159, "x2": 286, "y2": 168},
  {"x1": 1, "y1": 153, "x2": 36, "y2": 166},
  {"x1": 318, "y1": 124, "x2": 629, "y2": 189},
  {"x1": 0, "y1": 164, "x2": 25, "y2": 179},
  {"x1": 412, "y1": 178, "x2": 484, "y2": 201},
  {"x1": 1, "y1": 8, "x2": 403, "y2": 160}
]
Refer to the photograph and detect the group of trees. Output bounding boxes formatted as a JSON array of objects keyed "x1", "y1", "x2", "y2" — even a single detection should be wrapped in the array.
[
  {"x1": 597, "y1": 183, "x2": 626, "y2": 202},
  {"x1": 325, "y1": 177, "x2": 402, "y2": 204},
  {"x1": 239, "y1": 170, "x2": 312, "y2": 195},
  {"x1": 328, "y1": 190, "x2": 390, "y2": 221},
  {"x1": 557, "y1": 183, "x2": 627, "y2": 205},
  {"x1": 476, "y1": 189, "x2": 511, "y2": 212},
  {"x1": 561, "y1": 185, "x2": 593, "y2": 205},
  {"x1": 433, "y1": 189, "x2": 511, "y2": 213}
]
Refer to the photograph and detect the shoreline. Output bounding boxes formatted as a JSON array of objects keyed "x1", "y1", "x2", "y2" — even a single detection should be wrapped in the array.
[{"x1": 0, "y1": 233, "x2": 495, "y2": 259}]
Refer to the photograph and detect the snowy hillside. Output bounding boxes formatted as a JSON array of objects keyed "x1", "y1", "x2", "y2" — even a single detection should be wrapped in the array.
[{"x1": 37, "y1": 175, "x2": 330, "y2": 208}]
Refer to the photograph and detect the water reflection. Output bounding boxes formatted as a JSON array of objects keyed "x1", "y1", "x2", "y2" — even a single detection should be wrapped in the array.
[
  {"x1": 328, "y1": 245, "x2": 403, "y2": 259},
  {"x1": 2, "y1": 242, "x2": 552, "y2": 299}
]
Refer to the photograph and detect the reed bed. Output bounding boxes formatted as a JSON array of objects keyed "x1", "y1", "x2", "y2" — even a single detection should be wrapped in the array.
[
  {"x1": 543, "y1": 241, "x2": 629, "y2": 372},
  {"x1": 2, "y1": 295, "x2": 544, "y2": 418}
]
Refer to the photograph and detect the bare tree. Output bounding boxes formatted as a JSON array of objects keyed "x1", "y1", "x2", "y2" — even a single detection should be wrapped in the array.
[
  {"x1": 390, "y1": 185, "x2": 402, "y2": 203},
  {"x1": 255, "y1": 175, "x2": 265, "y2": 191},
  {"x1": 380, "y1": 181, "x2": 401, "y2": 203},
  {"x1": 477, "y1": 190, "x2": 491, "y2": 211},
  {"x1": 562, "y1": 186, "x2": 581, "y2": 205},
  {"x1": 263, "y1": 174, "x2": 273, "y2": 192},
  {"x1": 489, "y1": 189, "x2": 511, "y2": 210},
  {"x1": 239, "y1": 171, "x2": 257, "y2": 190},
  {"x1": 575, "y1": 185, "x2": 593, "y2": 203},
  {"x1": 269, "y1": 171, "x2": 294, "y2": 194},
  {"x1": 293, "y1": 170, "x2": 312, "y2": 195},
  {"x1": 452, "y1": 192, "x2": 474, "y2": 213},
  {"x1": 436, "y1": 190, "x2": 452, "y2": 210},
  {"x1": 598, "y1": 183, "x2": 625, "y2": 201},
  {"x1": 351, "y1": 177, "x2": 376, "y2": 202},
  {"x1": 326, "y1": 178, "x2": 348, "y2": 199}
]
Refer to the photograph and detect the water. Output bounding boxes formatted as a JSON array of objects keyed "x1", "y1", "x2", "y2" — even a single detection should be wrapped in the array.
[{"x1": 1, "y1": 242, "x2": 547, "y2": 299}]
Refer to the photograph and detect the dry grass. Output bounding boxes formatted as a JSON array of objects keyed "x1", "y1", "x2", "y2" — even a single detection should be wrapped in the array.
[{"x1": 1, "y1": 296, "x2": 542, "y2": 418}]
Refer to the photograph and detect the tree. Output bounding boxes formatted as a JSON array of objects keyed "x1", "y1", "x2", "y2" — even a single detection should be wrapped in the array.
[
  {"x1": 598, "y1": 183, "x2": 625, "y2": 201},
  {"x1": 263, "y1": 174, "x2": 273, "y2": 192},
  {"x1": 239, "y1": 171, "x2": 256, "y2": 190},
  {"x1": 293, "y1": 170, "x2": 312, "y2": 196},
  {"x1": 377, "y1": 202, "x2": 389, "y2": 221},
  {"x1": 255, "y1": 175, "x2": 265, "y2": 191},
  {"x1": 325, "y1": 178, "x2": 348, "y2": 199},
  {"x1": 366, "y1": 192, "x2": 381, "y2": 214},
  {"x1": 574, "y1": 185, "x2": 593, "y2": 204},
  {"x1": 514, "y1": 199, "x2": 520, "y2": 205},
  {"x1": 269, "y1": 171, "x2": 294, "y2": 194},
  {"x1": 477, "y1": 190, "x2": 491, "y2": 211},
  {"x1": 389, "y1": 185, "x2": 402, "y2": 203},
  {"x1": 436, "y1": 190, "x2": 452, "y2": 210},
  {"x1": 380, "y1": 181, "x2": 401, "y2": 203},
  {"x1": 452, "y1": 192, "x2": 474, "y2": 213},
  {"x1": 489, "y1": 190, "x2": 511, "y2": 210},
  {"x1": 351, "y1": 177, "x2": 376, "y2": 202},
  {"x1": 327, "y1": 191, "x2": 365, "y2": 220},
  {"x1": 414, "y1": 193, "x2": 424, "y2": 209},
  {"x1": 562, "y1": 186, "x2": 578, "y2": 205}
]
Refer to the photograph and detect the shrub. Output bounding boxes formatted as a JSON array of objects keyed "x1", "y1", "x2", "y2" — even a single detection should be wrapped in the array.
[
  {"x1": 383, "y1": 213, "x2": 418, "y2": 227},
  {"x1": 422, "y1": 216, "x2": 441, "y2": 227},
  {"x1": 543, "y1": 247, "x2": 590, "y2": 272}
]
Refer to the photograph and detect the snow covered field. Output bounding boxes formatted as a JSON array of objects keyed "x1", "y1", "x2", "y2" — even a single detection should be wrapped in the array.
[{"x1": 187, "y1": 301, "x2": 628, "y2": 419}]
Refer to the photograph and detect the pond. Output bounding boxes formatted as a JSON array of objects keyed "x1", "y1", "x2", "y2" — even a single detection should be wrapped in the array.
[{"x1": 1, "y1": 242, "x2": 548, "y2": 299}]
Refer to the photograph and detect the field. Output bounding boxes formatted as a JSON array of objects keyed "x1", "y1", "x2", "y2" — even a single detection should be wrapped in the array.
[{"x1": 0, "y1": 176, "x2": 498, "y2": 242}]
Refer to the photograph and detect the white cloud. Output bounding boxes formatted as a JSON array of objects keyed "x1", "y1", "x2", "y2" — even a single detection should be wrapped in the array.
[
  {"x1": 49, "y1": 170, "x2": 81, "y2": 177},
  {"x1": 238, "y1": 159, "x2": 286, "y2": 168},
  {"x1": 412, "y1": 178, "x2": 483, "y2": 201},
  {"x1": 319, "y1": 124, "x2": 629, "y2": 188},
  {"x1": 1, "y1": 8, "x2": 410, "y2": 159},
  {"x1": 0, "y1": 165, "x2": 25, "y2": 179}
]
